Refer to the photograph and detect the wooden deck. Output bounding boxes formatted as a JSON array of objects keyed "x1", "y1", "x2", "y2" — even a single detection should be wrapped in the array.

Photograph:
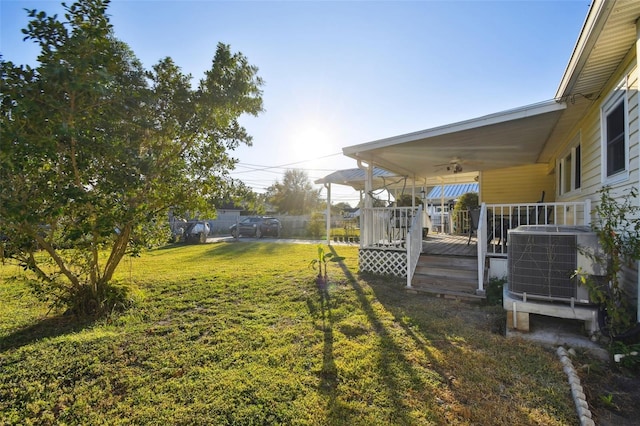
[{"x1": 422, "y1": 233, "x2": 477, "y2": 256}]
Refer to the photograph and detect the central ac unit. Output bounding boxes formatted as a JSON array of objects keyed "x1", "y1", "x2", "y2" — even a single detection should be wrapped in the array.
[{"x1": 507, "y1": 225, "x2": 605, "y2": 304}]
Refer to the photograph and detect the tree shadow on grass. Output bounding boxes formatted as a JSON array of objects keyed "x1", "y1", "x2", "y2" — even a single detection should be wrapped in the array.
[
  {"x1": 317, "y1": 279, "x2": 338, "y2": 397},
  {"x1": 0, "y1": 314, "x2": 96, "y2": 353},
  {"x1": 327, "y1": 245, "x2": 437, "y2": 424}
]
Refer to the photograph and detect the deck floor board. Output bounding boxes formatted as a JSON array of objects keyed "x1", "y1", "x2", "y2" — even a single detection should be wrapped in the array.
[{"x1": 422, "y1": 233, "x2": 477, "y2": 256}]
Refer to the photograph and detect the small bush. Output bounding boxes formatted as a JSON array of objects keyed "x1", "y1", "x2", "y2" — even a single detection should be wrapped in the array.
[
  {"x1": 485, "y1": 277, "x2": 506, "y2": 306},
  {"x1": 307, "y1": 212, "x2": 325, "y2": 239},
  {"x1": 579, "y1": 186, "x2": 640, "y2": 338}
]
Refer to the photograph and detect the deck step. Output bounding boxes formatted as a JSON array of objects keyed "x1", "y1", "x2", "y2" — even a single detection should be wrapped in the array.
[
  {"x1": 412, "y1": 273, "x2": 477, "y2": 286},
  {"x1": 414, "y1": 255, "x2": 477, "y2": 279},
  {"x1": 418, "y1": 254, "x2": 477, "y2": 270},
  {"x1": 405, "y1": 286, "x2": 485, "y2": 302},
  {"x1": 411, "y1": 254, "x2": 484, "y2": 299},
  {"x1": 414, "y1": 266, "x2": 476, "y2": 280}
]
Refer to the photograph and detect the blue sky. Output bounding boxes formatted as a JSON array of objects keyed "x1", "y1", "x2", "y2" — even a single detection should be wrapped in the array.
[{"x1": 1, "y1": 0, "x2": 590, "y2": 206}]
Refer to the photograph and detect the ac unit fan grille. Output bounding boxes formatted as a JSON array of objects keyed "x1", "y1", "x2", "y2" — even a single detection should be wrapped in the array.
[{"x1": 508, "y1": 233, "x2": 578, "y2": 300}]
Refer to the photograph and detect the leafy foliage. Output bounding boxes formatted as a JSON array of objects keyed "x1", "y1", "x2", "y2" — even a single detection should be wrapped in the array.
[
  {"x1": 310, "y1": 244, "x2": 334, "y2": 284},
  {"x1": 452, "y1": 191, "x2": 478, "y2": 215},
  {"x1": 0, "y1": 0, "x2": 263, "y2": 316},
  {"x1": 578, "y1": 186, "x2": 640, "y2": 338},
  {"x1": 266, "y1": 169, "x2": 321, "y2": 215},
  {"x1": 307, "y1": 212, "x2": 325, "y2": 238},
  {"x1": 485, "y1": 277, "x2": 506, "y2": 306},
  {"x1": 309, "y1": 244, "x2": 343, "y2": 282},
  {"x1": 332, "y1": 201, "x2": 354, "y2": 214},
  {"x1": 611, "y1": 341, "x2": 640, "y2": 370}
]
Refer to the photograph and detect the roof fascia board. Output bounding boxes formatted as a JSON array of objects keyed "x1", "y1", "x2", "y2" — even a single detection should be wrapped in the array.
[
  {"x1": 343, "y1": 100, "x2": 566, "y2": 155},
  {"x1": 555, "y1": 0, "x2": 612, "y2": 98}
]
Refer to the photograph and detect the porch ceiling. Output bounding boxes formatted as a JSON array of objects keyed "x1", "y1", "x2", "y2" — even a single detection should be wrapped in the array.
[{"x1": 342, "y1": 100, "x2": 566, "y2": 179}]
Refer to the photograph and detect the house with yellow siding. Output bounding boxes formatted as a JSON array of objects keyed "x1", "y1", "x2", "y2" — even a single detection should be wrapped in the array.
[
  {"x1": 481, "y1": 164, "x2": 556, "y2": 205},
  {"x1": 340, "y1": 0, "x2": 640, "y2": 330}
]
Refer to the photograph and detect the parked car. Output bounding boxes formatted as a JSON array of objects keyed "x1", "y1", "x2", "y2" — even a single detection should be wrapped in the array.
[
  {"x1": 230, "y1": 217, "x2": 281, "y2": 238},
  {"x1": 183, "y1": 221, "x2": 210, "y2": 244}
]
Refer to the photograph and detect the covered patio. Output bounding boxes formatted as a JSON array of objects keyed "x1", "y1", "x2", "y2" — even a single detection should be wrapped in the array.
[
  {"x1": 315, "y1": 166, "x2": 484, "y2": 289},
  {"x1": 335, "y1": 100, "x2": 591, "y2": 294}
]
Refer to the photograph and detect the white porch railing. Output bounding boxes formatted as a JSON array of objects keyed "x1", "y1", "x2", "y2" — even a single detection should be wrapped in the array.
[
  {"x1": 359, "y1": 200, "x2": 591, "y2": 295},
  {"x1": 480, "y1": 200, "x2": 592, "y2": 257},
  {"x1": 406, "y1": 206, "x2": 423, "y2": 288},
  {"x1": 358, "y1": 206, "x2": 422, "y2": 278},
  {"x1": 475, "y1": 200, "x2": 592, "y2": 293},
  {"x1": 360, "y1": 207, "x2": 420, "y2": 249}
]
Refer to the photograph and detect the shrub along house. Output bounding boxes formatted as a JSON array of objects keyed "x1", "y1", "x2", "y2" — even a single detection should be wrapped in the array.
[{"x1": 340, "y1": 0, "x2": 640, "y2": 334}]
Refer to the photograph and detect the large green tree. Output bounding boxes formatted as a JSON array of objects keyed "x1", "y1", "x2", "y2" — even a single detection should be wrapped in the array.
[
  {"x1": 0, "y1": 0, "x2": 263, "y2": 315},
  {"x1": 266, "y1": 169, "x2": 321, "y2": 215}
]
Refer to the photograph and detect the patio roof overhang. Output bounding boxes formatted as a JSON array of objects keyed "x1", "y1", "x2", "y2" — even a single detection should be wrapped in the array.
[
  {"x1": 342, "y1": 100, "x2": 566, "y2": 179},
  {"x1": 313, "y1": 167, "x2": 403, "y2": 191},
  {"x1": 340, "y1": 1, "x2": 640, "y2": 181}
]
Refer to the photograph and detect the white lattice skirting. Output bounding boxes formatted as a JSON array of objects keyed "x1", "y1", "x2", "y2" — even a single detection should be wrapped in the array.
[{"x1": 359, "y1": 248, "x2": 407, "y2": 277}]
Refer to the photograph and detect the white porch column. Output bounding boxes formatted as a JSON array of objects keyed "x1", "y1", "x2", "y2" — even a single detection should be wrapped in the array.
[
  {"x1": 440, "y1": 181, "x2": 445, "y2": 233},
  {"x1": 359, "y1": 160, "x2": 373, "y2": 209},
  {"x1": 358, "y1": 160, "x2": 373, "y2": 247},
  {"x1": 411, "y1": 183, "x2": 416, "y2": 208},
  {"x1": 325, "y1": 183, "x2": 331, "y2": 246},
  {"x1": 636, "y1": 17, "x2": 640, "y2": 324}
]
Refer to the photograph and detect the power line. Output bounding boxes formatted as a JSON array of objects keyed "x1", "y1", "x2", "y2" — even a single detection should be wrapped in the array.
[{"x1": 231, "y1": 152, "x2": 343, "y2": 174}]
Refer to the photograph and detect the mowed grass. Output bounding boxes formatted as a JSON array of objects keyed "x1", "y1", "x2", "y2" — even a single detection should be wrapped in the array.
[{"x1": 0, "y1": 242, "x2": 577, "y2": 425}]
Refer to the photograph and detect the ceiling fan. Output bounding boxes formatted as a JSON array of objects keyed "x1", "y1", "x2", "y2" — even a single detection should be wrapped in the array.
[
  {"x1": 434, "y1": 157, "x2": 478, "y2": 174},
  {"x1": 448, "y1": 163, "x2": 463, "y2": 174}
]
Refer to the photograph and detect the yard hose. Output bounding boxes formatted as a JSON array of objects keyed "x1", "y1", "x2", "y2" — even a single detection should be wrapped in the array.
[{"x1": 598, "y1": 305, "x2": 640, "y2": 342}]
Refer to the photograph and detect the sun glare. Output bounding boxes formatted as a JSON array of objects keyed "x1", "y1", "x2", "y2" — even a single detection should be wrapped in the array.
[{"x1": 288, "y1": 120, "x2": 338, "y2": 170}]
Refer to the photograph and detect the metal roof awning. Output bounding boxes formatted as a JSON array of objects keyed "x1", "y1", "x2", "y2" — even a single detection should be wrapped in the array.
[
  {"x1": 314, "y1": 167, "x2": 404, "y2": 191},
  {"x1": 426, "y1": 183, "x2": 478, "y2": 201}
]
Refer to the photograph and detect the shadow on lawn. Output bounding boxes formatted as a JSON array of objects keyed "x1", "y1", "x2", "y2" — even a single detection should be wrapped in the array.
[
  {"x1": 0, "y1": 314, "x2": 96, "y2": 353},
  {"x1": 316, "y1": 276, "x2": 338, "y2": 397},
  {"x1": 327, "y1": 245, "x2": 433, "y2": 424}
]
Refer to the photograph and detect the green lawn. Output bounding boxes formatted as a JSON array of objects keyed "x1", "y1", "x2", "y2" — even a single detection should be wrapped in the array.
[{"x1": 0, "y1": 242, "x2": 578, "y2": 425}]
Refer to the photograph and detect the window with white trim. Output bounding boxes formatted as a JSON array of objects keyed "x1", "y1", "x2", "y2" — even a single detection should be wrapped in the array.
[
  {"x1": 601, "y1": 82, "x2": 629, "y2": 182},
  {"x1": 558, "y1": 134, "x2": 581, "y2": 196}
]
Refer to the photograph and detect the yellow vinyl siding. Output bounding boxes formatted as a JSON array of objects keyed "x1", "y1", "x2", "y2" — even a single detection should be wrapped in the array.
[
  {"x1": 480, "y1": 164, "x2": 555, "y2": 204},
  {"x1": 555, "y1": 62, "x2": 638, "y2": 201},
  {"x1": 551, "y1": 61, "x2": 638, "y2": 303}
]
